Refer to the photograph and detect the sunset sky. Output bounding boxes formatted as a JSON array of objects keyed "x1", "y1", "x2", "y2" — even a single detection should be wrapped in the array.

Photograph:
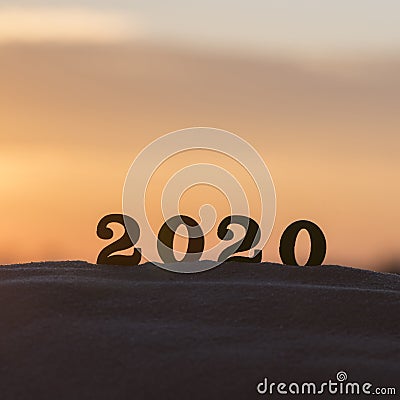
[{"x1": 0, "y1": 1, "x2": 399, "y2": 269}]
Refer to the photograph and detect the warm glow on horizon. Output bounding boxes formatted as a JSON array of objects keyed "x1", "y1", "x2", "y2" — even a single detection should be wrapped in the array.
[
  {"x1": 1, "y1": 43, "x2": 399, "y2": 270},
  {"x1": 0, "y1": 1, "x2": 399, "y2": 271}
]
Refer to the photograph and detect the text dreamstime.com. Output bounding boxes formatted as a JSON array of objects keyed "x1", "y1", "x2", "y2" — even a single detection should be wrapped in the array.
[{"x1": 257, "y1": 371, "x2": 396, "y2": 396}]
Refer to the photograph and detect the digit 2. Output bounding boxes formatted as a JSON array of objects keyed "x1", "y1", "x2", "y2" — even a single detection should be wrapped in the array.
[
  {"x1": 96, "y1": 214, "x2": 141, "y2": 266},
  {"x1": 217, "y1": 215, "x2": 262, "y2": 263}
]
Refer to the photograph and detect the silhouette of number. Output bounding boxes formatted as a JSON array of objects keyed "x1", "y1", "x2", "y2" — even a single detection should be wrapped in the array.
[
  {"x1": 97, "y1": 214, "x2": 141, "y2": 266},
  {"x1": 279, "y1": 220, "x2": 326, "y2": 266},
  {"x1": 157, "y1": 215, "x2": 204, "y2": 263},
  {"x1": 217, "y1": 215, "x2": 262, "y2": 262}
]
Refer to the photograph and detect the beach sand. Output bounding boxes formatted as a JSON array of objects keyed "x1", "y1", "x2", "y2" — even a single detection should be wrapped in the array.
[{"x1": 0, "y1": 261, "x2": 398, "y2": 399}]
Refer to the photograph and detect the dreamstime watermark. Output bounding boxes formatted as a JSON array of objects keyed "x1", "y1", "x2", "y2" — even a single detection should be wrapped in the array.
[
  {"x1": 257, "y1": 371, "x2": 396, "y2": 396},
  {"x1": 123, "y1": 127, "x2": 276, "y2": 273}
]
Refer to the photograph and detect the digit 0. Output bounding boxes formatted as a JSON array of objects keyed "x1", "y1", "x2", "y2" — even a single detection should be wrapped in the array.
[
  {"x1": 157, "y1": 215, "x2": 205, "y2": 263},
  {"x1": 279, "y1": 220, "x2": 326, "y2": 266}
]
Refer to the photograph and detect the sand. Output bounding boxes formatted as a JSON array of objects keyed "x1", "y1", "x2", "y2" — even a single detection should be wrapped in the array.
[{"x1": 0, "y1": 261, "x2": 398, "y2": 399}]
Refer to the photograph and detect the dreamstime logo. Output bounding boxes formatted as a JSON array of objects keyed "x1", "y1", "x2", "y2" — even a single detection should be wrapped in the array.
[
  {"x1": 257, "y1": 371, "x2": 396, "y2": 396},
  {"x1": 336, "y1": 371, "x2": 347, "y2": 382},
  {"x1": 122, "y1": 127, "x2": 276, "y2": 273}
]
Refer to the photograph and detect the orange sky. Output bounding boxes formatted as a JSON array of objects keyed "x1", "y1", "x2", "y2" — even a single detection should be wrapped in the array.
[{"x1": 1, "y1": 43, "x2": 399, "y2": 269}]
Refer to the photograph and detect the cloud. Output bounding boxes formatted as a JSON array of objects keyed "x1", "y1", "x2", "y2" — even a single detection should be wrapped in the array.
[{"x1": 0, "y1": 6, "x2": 141, "y2": 43}]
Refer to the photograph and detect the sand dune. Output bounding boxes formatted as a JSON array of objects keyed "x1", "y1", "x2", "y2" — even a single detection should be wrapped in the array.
[{"x1": 0, "y1": 261, "x2": 398, "y2": 399}]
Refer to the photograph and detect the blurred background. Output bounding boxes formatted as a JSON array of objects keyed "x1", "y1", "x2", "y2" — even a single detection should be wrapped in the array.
[{"x1": 0, "y1": 0, "x2": 399, "y2": 270}]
